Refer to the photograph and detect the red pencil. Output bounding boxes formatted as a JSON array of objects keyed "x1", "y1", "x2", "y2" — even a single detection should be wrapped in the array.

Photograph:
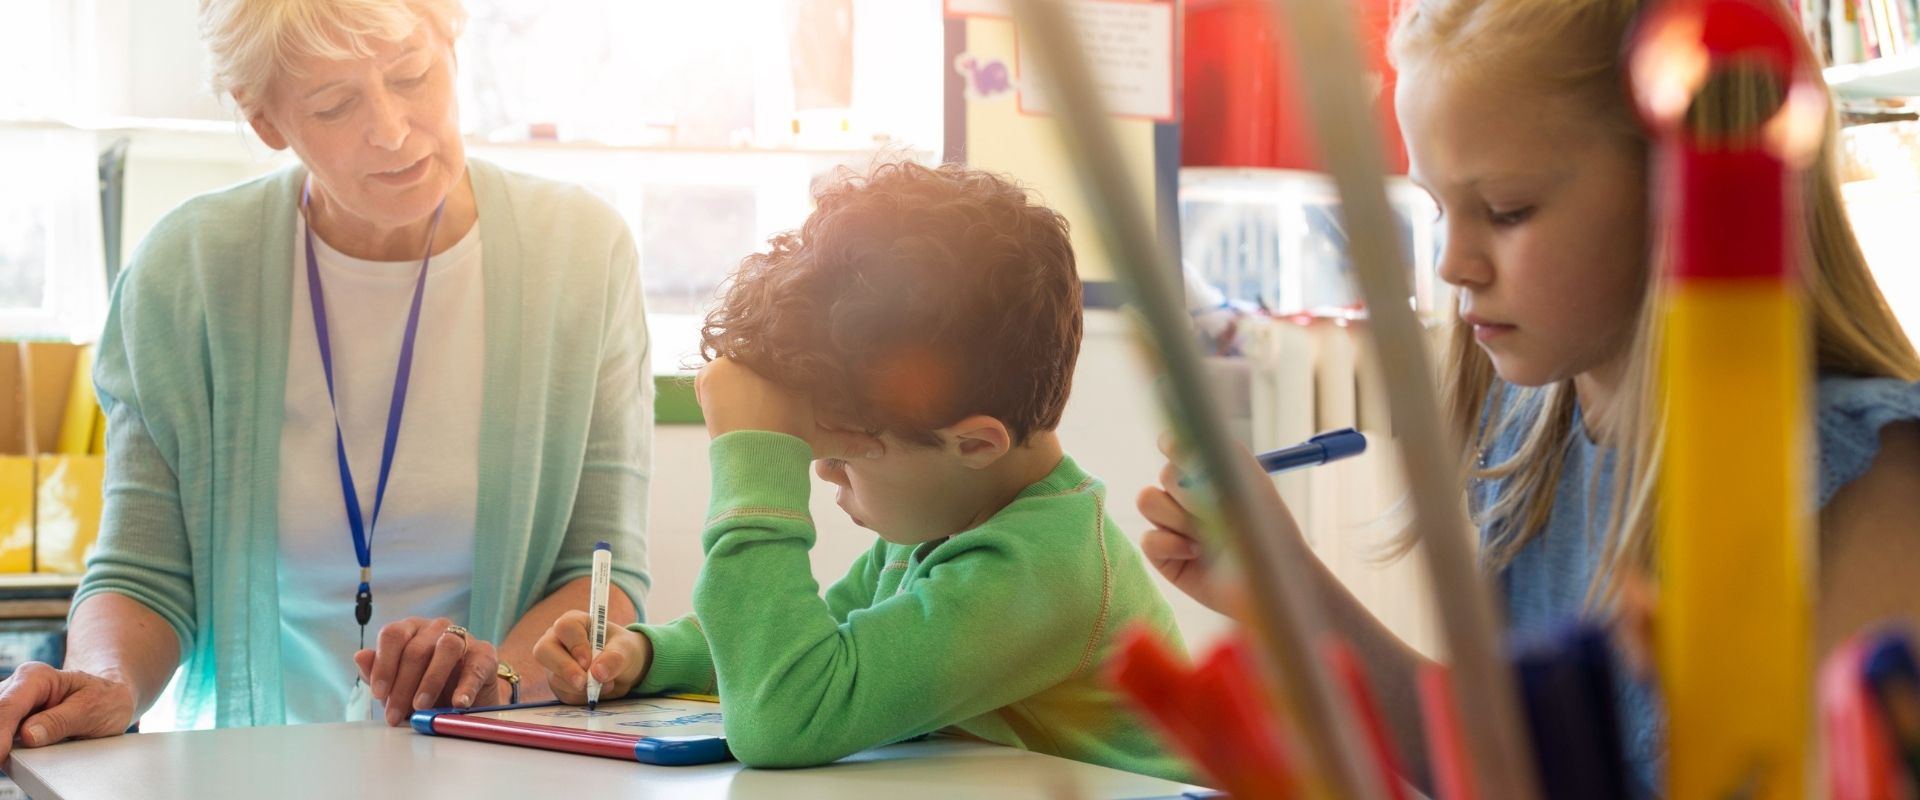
[
  {"x1": 1324, "y1": 638, "x2": 1409, "y2": 800},
  {"x1": 1418, "y1": 662, "x2": 1479, "y2": 800},
  {"x1": 1109, "y1": 628, "x2": 1248, "y2": 794},
  {"x1": 1191, "y1": 636, "x2": 1302, "y2": 796},
  {"x1": 1820, "y1": 639, "x2": 1904, "y2": 800}
]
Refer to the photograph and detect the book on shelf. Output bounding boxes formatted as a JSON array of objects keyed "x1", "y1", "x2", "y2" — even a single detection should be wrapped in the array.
[{"x1": 1808, "y1": 0, "x2": 1920, "y2": 68}]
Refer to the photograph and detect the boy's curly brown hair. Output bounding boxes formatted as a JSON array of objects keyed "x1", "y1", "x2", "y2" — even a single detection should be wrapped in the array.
[{"x1": 700, "y1": 161, "x2": 1082, "y2": 447}]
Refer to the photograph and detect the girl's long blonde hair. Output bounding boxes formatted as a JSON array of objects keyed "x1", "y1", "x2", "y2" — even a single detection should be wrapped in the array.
[{"x1": 1389, "y1": 0, "x2": 1920, "y2": 605}]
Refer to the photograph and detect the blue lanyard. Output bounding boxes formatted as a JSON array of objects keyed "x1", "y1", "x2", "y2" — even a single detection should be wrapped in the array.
[{"x1": 300, "y1": 181, "x2": 444, "y2": 648}]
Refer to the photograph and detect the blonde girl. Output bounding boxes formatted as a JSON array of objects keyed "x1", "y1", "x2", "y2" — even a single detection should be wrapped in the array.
[{"x1": 1136, "y1": 0, "x2": 1920, "y2": 793}]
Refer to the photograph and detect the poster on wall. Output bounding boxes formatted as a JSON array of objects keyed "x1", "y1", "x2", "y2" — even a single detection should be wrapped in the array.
[
  {"x1": 943, "y1": 0, "x2": 1013, "y2": 18},
  {"x1": 943, "y1": 1, "x2": 1179, "y2": 302},
  {"x1": 1013, "y1": 0, "x2": 1174, "y2": 121}
]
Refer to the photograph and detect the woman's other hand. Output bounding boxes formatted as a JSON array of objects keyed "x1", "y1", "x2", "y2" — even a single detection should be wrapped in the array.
[{"x1": 353, "y1": 616, "x2": 503, "y2": 726}]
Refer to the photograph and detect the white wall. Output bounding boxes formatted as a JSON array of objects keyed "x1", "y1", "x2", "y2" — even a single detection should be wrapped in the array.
[
  {"x1": 1843, "y1": 179, "x2": 1920, "y2": 349},
  {"x1": 125, "y1": 0, "x2": 228, "y2": 120}
]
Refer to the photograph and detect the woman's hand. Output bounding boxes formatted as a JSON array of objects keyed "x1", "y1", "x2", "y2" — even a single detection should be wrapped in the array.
[
  {"x1": 0, "y1": 663, "x2": 138, "y2": 761},
  {"x1": 534, "y1": 610, "x2": 651, "y2": 705},
  {"x1": 352, "y1": 617, "x2": 502, "y2": 727}
]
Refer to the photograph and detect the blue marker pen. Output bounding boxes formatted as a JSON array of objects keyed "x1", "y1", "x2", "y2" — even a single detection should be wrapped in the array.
[
  {"x1": 1180, "y1": 428, "x2": 1369, "y2": 488},
  {"x1": 1256, "y1": 428, "x2": 1368, "y2": 474}
]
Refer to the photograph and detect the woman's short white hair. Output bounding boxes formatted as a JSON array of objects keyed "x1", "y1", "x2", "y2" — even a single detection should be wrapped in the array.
[{"x1": 199, "y1": 0, "x2": 466, "y2": 110}]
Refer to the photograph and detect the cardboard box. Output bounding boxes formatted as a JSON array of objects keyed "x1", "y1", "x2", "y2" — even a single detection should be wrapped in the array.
[
  {"x1": 0, "y1": 458, "x2": 30, "y2": 574},
  {"x1": 34, "y1": 455, "x2": 102, "y2": 574},
  {"x1": 0, "y1": 342, "x2": 105, "y2": 575}
]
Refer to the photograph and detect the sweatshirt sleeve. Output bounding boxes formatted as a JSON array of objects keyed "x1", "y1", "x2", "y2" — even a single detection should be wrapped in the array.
[{"x1": 692, "y1": 431, "x2": 1104, "y2": 768}]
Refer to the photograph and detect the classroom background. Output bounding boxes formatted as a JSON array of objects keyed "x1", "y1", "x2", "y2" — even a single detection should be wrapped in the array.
[{"x1": 1, "y1": 0, "x2": 1919, "y2": 795}]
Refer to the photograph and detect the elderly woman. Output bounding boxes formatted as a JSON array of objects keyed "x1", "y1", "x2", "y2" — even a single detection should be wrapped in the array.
[{"x1": 0, "y1": 0, "x2": 651, "y2": 752}]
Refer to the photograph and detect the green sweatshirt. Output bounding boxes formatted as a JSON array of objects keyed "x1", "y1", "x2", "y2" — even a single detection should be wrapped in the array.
[{"x1": 632, "y1": 430, "x2": 1189, "y2": 781}]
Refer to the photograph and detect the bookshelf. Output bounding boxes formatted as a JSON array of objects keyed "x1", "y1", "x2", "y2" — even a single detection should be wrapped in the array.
[
  {"x1": 1808, "y1": 0, "x2": 1920, "y2": 99},
  {"x1": 0, "y1": 575, "x2": 79, "y2": 619}
]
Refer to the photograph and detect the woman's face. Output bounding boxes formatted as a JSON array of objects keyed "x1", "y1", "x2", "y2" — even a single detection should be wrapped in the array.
[
  {"x1": 248, "y1": 22, "x2": 465, "y2": 232},
  {"x1": 1396, "y1": 65, "x2": 1652, "y2": 388}
]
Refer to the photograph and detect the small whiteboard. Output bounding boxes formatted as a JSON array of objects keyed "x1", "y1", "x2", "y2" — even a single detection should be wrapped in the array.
[{"x1": 411, "y1": 696, "x2": 730, "y2": 766}]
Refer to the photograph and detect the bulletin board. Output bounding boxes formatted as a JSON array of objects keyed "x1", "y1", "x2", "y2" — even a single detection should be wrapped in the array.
[{"x1": 943, "y1": 0, "x2": 1182, "y2": 308}]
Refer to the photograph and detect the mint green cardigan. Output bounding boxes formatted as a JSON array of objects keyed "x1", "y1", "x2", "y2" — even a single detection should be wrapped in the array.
[{"x1": 74, "y1": 159, "x2": 653, "y2": 728}]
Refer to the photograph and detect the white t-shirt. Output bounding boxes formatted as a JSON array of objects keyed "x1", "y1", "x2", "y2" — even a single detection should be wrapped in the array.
[{"x1": 276, "y1": 216, "x2": 484, "y2": 724}]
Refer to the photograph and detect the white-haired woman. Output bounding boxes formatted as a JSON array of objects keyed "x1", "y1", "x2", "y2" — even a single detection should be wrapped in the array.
[{"x1": 0, "y1": 0, "x2": 652, "y2": 753}]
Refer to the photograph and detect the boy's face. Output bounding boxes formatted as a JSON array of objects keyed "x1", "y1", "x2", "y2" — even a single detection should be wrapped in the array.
[{"x1": 813, "y1": 430, "x2": 985, "y2": 546}]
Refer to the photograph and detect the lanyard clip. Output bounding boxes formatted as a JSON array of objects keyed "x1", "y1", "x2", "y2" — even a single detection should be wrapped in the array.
[{"x1": 355, "y1": 582, "x2": 373, "y2": 628}]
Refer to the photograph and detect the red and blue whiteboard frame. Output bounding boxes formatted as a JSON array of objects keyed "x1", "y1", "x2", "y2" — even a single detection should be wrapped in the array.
[{"x1": 411, "y1": 700, "x2": 733, "y2": 766}]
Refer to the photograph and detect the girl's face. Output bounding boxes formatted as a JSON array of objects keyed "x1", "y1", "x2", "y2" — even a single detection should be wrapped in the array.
[{"x1": 1397, "y1": 66, "x2": 1652, "y2": 388}]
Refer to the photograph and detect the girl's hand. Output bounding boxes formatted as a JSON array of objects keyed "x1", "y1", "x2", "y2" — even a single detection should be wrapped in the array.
[{"x1": 1136, "y1": 433, "x2": 1270, "y2": 619}]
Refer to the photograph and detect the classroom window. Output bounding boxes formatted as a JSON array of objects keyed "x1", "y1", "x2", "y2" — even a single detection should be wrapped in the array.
[
  {"x1": 0, "y1": 0, "x2": 942, "y2": 367},
  {"x1": 0, "y1": 128, "x2": 109, "y2": 342},
  {"x1": 455, "y1": 1, "x2": 942, "y2": 371}
]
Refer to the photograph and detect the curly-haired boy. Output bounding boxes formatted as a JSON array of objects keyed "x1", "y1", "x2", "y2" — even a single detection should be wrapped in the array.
[{"x1": 536, "y1": 162, "x2": 1186, "y2": 781}]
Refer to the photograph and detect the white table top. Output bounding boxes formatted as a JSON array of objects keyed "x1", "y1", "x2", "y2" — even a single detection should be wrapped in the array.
[{"x1": 5, "y1": 721, "x2": 1204, "y2": 800}]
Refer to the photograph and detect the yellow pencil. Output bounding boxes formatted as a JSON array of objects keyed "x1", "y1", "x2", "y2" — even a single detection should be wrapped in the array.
[{"x1": 1628, "y1": 2, "x2": 1825, "y2": 796}]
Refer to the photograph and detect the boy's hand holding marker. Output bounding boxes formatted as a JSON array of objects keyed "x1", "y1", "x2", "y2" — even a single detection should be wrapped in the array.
[{"x1": 534, "y1": 609, "x2": 652, "y2": 706}]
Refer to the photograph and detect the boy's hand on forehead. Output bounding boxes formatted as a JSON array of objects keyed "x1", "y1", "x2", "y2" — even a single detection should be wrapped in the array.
[
  {"x1": 696, "y1": 357, "x2": 814, "y2": 440},
  {"x1": 694, "y1": 357, "x2": 883, "y2": 459}
]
